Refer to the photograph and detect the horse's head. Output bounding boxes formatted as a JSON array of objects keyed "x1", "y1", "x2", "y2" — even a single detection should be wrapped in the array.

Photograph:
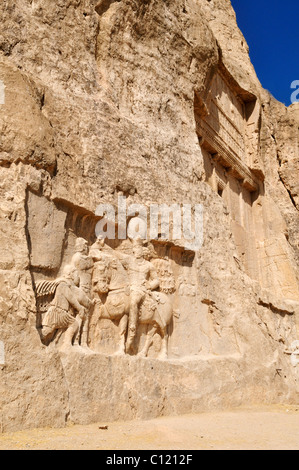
[{"x1": 92, "y1": 258, "x2": 112, "y2": 294}]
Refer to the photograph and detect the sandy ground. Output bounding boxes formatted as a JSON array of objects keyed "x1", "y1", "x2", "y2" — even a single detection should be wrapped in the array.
[{"x1": 0, "y1": 404, "x2": 298, "y2": 450}]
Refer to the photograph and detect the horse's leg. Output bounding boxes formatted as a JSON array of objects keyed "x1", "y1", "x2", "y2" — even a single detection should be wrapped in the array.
[
  {"x1": 126, "y1": 305, "x2": 137, "y2": 352},
  {"x1": 126, "y1": 292, "x2": 143, "y2": 352},
  {"x1": 79, "y1": 313, "x2": 94, "y2": 353},
  {"x1": 80, "y1": 316, "x2": 88, "y2": 346},
  {"x1": 80, "y1": 304, "x2": 94, "y2": 350},
  {"x1": 155, "y1": 298, "x2": 173, "y2": 360},
  {"x1": 158, "y1": 326, "x2": 168, "y2": 360},
  {"x1": 114, "y1": 314, "x2": 128, "y2": 356},
  {"x1": 138, "y1": 324, "x2": 158, "y2": 358}
]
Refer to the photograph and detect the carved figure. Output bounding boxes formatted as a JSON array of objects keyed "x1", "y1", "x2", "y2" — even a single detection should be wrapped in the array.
[
  {"x1": 90, "y1": 238, "x2": 130, "y2": 355},
  {"x1": 70, "y1": 237, "x2": 94, "y2": 347},
  {"x1": 37, "y1": 265, "x2": 93, "y2": 351},
  {"x1": 177, "y1": 275, "x2": 197, "y2": 297},
  {"x1": 36, "y1": 236, "x2": 176, "y2": 359},
  {"x1": 152, "y1": 259, "x2": 176, "y2": 294},
  {"x1": 118, "y1": 239, "x2": 160, "y2": 351},
  {"x1": 92, "y1": 238, "x2": 175, "y2": 359}
]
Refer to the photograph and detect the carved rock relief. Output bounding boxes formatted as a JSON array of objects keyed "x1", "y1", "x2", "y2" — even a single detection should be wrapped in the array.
[
  {"x1": 29, "y1": 195, "x2": 298, "y2": 362},
  {"x1": 28, "y1": 194, "x2": 207, "y2": 360},
  {"x1": 35, "y1": 236, "x2": 184, "y2": 359}
]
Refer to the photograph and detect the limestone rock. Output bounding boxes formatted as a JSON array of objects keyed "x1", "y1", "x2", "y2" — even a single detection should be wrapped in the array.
[{"x1": 0, "y1": 58, "x2": 57, "y2": 172}]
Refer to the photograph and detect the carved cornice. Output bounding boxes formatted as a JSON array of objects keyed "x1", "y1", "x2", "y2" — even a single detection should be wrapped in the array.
[{"x1": 196, "y1": 118, "x2": 258, "y2": 192}]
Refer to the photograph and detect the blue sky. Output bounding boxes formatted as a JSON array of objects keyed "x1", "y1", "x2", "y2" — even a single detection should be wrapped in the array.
[{"x1": 230, "y1": 0, "x2": 299, "y2": 105}]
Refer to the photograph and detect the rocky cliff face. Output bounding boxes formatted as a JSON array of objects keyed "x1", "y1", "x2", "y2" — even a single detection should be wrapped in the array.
[{"x1": 0, "y1": 0, "x2": 298, "y2": 432}]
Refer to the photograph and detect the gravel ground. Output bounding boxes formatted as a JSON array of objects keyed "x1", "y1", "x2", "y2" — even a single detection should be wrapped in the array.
[{"x1": 0, "y1": 404, "x2": 298, "y2": 450}]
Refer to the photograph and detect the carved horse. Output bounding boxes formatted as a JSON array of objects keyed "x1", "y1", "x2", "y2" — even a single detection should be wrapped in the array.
[
  {"x1": 92, "y1": 255, "x2": 175, "y2": 359},
  {"x1": 92, "y1": 255, "x2": 130, "y2": 355}
]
